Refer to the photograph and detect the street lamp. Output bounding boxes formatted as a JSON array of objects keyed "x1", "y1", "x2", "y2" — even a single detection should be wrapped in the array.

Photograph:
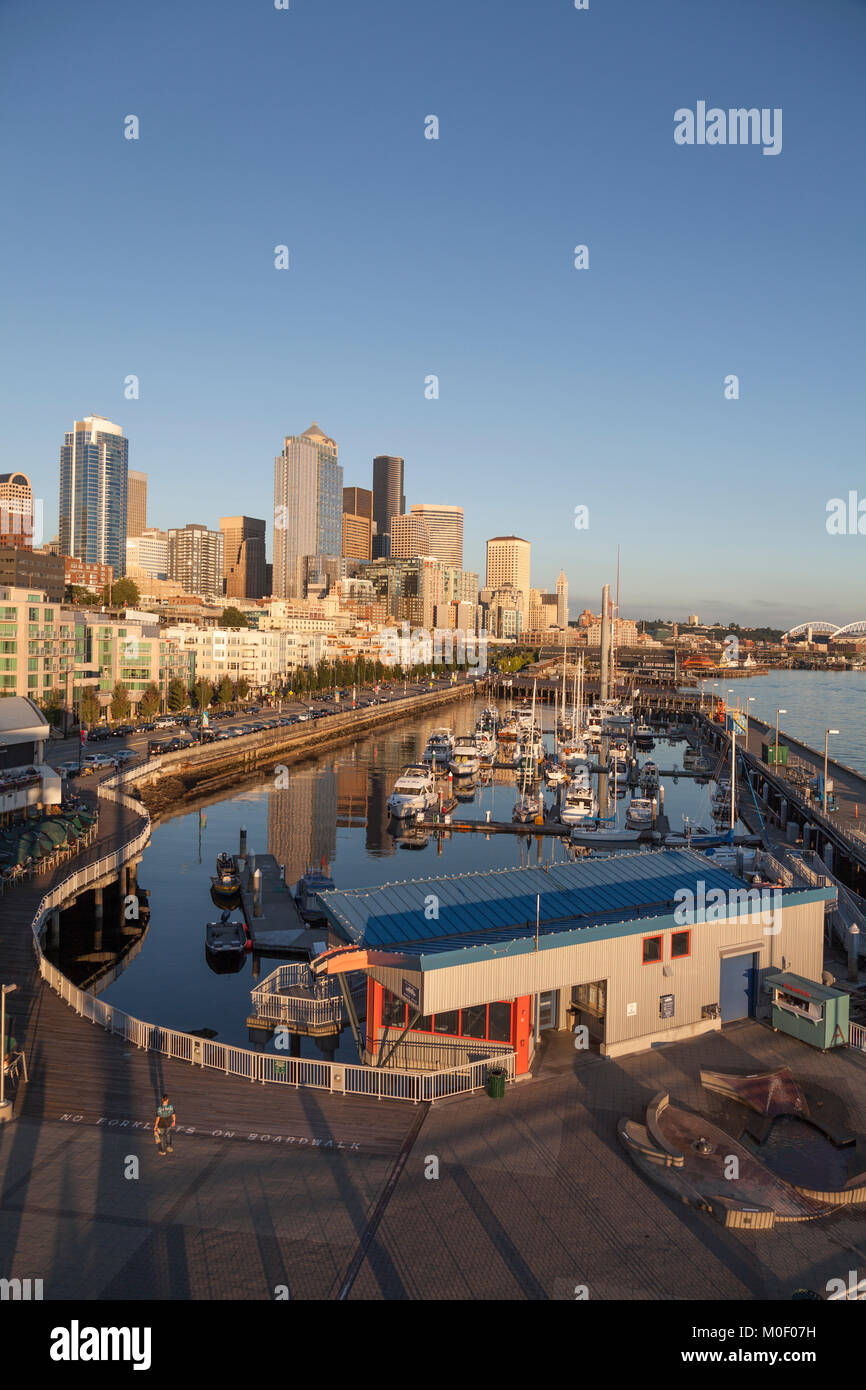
[
  {"x1": 824, "y1": 729, "x2": 839, "y2": 814},
  {"x1": 774, "y1": 709, "x2": 786, "y2": 767},
  {"x1": 0, "y1": 982, "x2": 19, "y2": 1121}
]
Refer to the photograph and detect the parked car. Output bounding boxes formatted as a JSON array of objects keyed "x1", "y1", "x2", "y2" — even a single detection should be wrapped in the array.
[
  {"x1": 148, "y1": 740, "x2": 169, "y2": 757},
  {"x1": 154, "y1": 716, "x2": 176, "y2": 729}
]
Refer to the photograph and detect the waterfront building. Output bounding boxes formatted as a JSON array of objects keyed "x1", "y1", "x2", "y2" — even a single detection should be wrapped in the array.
[
  {"x1": 409, "y1": 504, "x2": 463, "y2": 567},
  {"x1": 315, "y1": 851, "x2": 831, "y2": 1073},
  {"x1": 372, "y1": 455, "x2": 405, "y2": 559},
  {"x1": 59, "y1": 416, "x2": 129, "y2": 576},
  {"x1": 82, "y1": 612, "x2": 193, "y2": 712},
  {"x1": 126, "y1": 528, "x2": 168, "y2": 582},
  {"x1": 126, "y1": 470, "x2": 147, "y2": 538},
  {"x1": 274, "y1": 424, "x2": 343, "y2": 599},
  {"x1": 0, "y1": 547, "x2": 66, "y2": 602},
  {"x1": 0, "y1": 585, "x2": 81, "y2": 701},
  {"x1": 586, "y1": 617, "x2": 639, "y2": 648},
  {"x1": 0, "y1": 472, "x2": 35, "y2": 549},
  {"x1": 167, "y1": 523, "x2": 224, "y2": 599},
  {"x1": 220, "y1": 515, "x2": 266, "y2": 600},
  {"x1": 342, "y1": 486, "x2": 373, "y2": 562}
]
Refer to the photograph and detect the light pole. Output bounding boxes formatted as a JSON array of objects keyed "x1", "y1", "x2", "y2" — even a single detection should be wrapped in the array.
[
  {"x1": 774, "y1": 709, "x2": 786, "y2": 768},
  {"x1": 824, "y1": 729, "x2": 839, "y2": 814},
  {"x1": 0, "y1": 982, "x2": 19, "y2": 1121}
]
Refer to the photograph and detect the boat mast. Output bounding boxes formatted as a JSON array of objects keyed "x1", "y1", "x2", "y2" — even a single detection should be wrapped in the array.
[{"x1": 730, "y1": 723, "x2": 736, "y2": 833}]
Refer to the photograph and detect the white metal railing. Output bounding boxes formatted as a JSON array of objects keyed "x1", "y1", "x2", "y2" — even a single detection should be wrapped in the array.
[
  {"x1": 849, "y1": 1022, "x2": 866, "y2": 1054},
  {"x1": 28, "y1": 772, "x2": 514, "y2": 1102},
  {"x1": 374, "y1": 1030, "x2": 516, "y2": 1072}
]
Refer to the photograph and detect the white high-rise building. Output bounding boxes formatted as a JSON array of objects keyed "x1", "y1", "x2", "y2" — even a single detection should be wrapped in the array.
[
  {"x1": 486, "y1": 535, "x2": 530, "y2": 622},
  {"x1": 409, "y1": 504, "x2": 463, "y2": 567},
  {"x1": 556, "y1": 569, "x2": 568, "y2": 628}
]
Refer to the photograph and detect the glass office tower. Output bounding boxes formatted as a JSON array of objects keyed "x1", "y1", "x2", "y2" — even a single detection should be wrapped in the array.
[{"x1": 59, "y1": 416, "x2": 129, "y2": 576}]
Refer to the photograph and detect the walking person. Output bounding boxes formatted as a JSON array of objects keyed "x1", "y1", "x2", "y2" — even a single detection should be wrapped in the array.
[{"x1": 153, "y1": 1094, "x2": 176, "y2": 1155}]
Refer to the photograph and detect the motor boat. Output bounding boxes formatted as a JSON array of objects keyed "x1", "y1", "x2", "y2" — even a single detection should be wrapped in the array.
[
  {"x1": 559, "y1": 782, "x2": 598, "y2": 825},
  {"x1": 476, "y1": 705, "x2": 499, "y2": 734},
  {"x1": 561, "y1": 738, "x2": 588, "y2": 768},
  {"x1": 474, "y1": 730, "x2": 497, "y2": 761},
  {"x1": 545, "y1": 761, "x2": 567, "y2": 787},
  {"x1": 634, "y1": 722, "x2": 654, "y2": 748},
  {"x1": 518, "y1": 732, "x2": 545, "y2": 775},
  {"x1": 387, "y1": 764, "x2": 439, "y2": 819},
  {"x1": 608, "y1": 739, "x2": 630, "y2": 763},
  {"x1": 295, "y1": 868, "x2": 335, "y2": 922},
  {"x1": 498, "y1": 714, "x2": 520, "y2": 744},
  {"x1": 205, "y1": 910, "x2": 248, "y2": 959},
  {"x1": 640, "y1": 761, "x2": 660, "y2": 791},
  {"x1": 450, "y1": 740, "x2": 480, "y2": 777},
  {"x1": 625, "y1": 796, "x2": 655, "y2": 829},
  {"x1": 422, "y1": 728, "x2": 454, "y2": 768},
  {"x1": 210, "y1": 852, "x2": 241, "y2": 908}
]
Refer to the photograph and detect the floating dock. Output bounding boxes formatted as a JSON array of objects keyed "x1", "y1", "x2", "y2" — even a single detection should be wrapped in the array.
[{"x1": 235, "y1": 852, "x2": 330, "y2": 961}]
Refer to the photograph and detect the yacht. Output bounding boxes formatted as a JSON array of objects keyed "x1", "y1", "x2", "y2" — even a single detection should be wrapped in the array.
[
  {"x1": 545, "y1": 761, "x2": 567, "y2": 787},
  {"x1": 625, "y1": 796, "x2": 655, "y2": 829},
  {"x1": 560, "y1": 737, "x2": 589, "y2": 768},
  {"x1": 450, "y1": 739, "x2": 480, "y2": 777},
  {"x1": 559, "y1": 782, "x2": 598, "y2": 825},
  {"x1": 476, "y1": 705, "x2": 499, "y2": 733},
  {"x1": 422, "y1": 728, "x2": 454, "y2": 768},
  {"x1": 387, "y1": 764, "x2": 439, "y2": 819},
  {"x1": 634, "y1": 722, "x2": 654, "y2": 748}
]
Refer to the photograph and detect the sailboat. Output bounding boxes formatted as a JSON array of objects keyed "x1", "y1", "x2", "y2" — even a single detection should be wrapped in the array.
[{"x1": 513, "y1": 681, "x2": 545, "y2": 822}]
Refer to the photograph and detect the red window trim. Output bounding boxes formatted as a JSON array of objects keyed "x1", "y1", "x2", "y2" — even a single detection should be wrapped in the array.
[
  {"x1": 670, "y1": 928, "x2": 691, "y2": 959},
  {"x1": 641, "y1": 933, "x2": 663, "y2": 964},
  {"x1": 377, "y1": 991, "x2": 514, "y2": 1043}
]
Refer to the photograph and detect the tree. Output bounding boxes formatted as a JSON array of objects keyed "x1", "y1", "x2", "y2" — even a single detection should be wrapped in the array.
[
  {"x1": 139, "y1": 682, "x2": 161, "y2": 718},
  {"x1": 110, "y1": 577, "x2": 140, "y2": 608},
  {"x1": 192, "y1": 678, "x2": 213, "y2": 710},
  {"x1": 167, "y1": 678, "x2": 187, "y2": 712},
  {"x1": 79, "y1": 689, "x2": 100, "y2": 725},
  {"x1": 218, "y1": 675, "x2": 234, "y2": 706},
  {"x1": 111, "y1": 682, "x2": 130, "y2": 720},
  {"x1": 234, "y1": 678, "x2": 249, "y2": 701},
  {"x1": 41, "y1": 687, "x2": 65, "y2": 727},
  {"x1": 219, "y1": 606, "x2": 249, "y2": 629}
]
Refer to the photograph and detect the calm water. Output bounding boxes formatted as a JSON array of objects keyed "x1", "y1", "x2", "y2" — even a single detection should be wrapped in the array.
[
  {"x1": 695, "y1": 670, "x2": 866, "y2": 771},
  {"x1": 96, "y1": 698, "x2": 733, "y2": 1048}
]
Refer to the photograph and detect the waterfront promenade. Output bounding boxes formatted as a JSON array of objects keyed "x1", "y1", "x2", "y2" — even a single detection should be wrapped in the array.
[{"x1": 3, "y1": 1019, "x2": 866, "y2": 1299}]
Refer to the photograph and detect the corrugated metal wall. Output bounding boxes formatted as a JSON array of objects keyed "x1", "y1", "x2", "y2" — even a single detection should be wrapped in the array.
[{"x1": 415, "y1": 901, "x2": 823, "y2": 1048}]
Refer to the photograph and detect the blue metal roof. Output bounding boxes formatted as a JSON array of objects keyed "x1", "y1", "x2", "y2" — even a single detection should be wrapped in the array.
[{"x1": 318, "y1": 848, "x2": 799, "y2": 955}]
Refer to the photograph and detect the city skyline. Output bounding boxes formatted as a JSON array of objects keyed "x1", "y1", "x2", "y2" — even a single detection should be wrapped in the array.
[{"x1": 4, "y1": 0, "x2": 865, "y2": 625}]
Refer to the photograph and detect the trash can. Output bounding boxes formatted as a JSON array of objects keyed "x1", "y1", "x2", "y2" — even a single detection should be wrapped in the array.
[{"x1": 487, "y1": 1066, "x2": 506, "y2": 1099}]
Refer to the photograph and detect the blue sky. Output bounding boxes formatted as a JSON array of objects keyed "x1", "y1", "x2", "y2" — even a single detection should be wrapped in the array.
[{"x1": 2, "y1": 0, "x2": 865, "y2": 626}]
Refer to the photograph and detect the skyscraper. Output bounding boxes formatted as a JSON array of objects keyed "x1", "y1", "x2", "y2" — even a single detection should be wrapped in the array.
[
  {"x1": 372, "y1": 455, "x2": 405, "y2": 559},
  {"x1": 390, "y1": 513, "x2": 430, "y2": 558},
  {"x1": 220, "y1": 515, "x2": 267, "y2": 599},
  {"x1": 342, "y1": 485, "x2": 373, "y2": 562},
  {"x1": 167, "y1": 523, "x2": 224, "y2": 598},
  {"x1": 410, "y1": 504, "x2": 463, "y2": 566},
  {"x1": 486, "y1": 535, "x2": 531, "y2": 623},
  {"x1": 274, "y1": 423, "x2": 342, "y2": 598},
  {"x1": 0, "y1": 472, "x2": 34, "y2": 549},
  {"x1": 556, "y1": 569, "x2": 568, "y2": 627},
  {"x1": 59, "y1": 416, "x2": 128, "y2": 575},
  {"x1": 126, "y1": 470, "x2": 147, "y2": 538}
]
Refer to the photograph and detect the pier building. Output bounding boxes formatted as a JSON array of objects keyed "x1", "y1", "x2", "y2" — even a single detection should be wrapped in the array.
[{"x1": 314, "y1": 849, "x2": 833, "y2": 1070}]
